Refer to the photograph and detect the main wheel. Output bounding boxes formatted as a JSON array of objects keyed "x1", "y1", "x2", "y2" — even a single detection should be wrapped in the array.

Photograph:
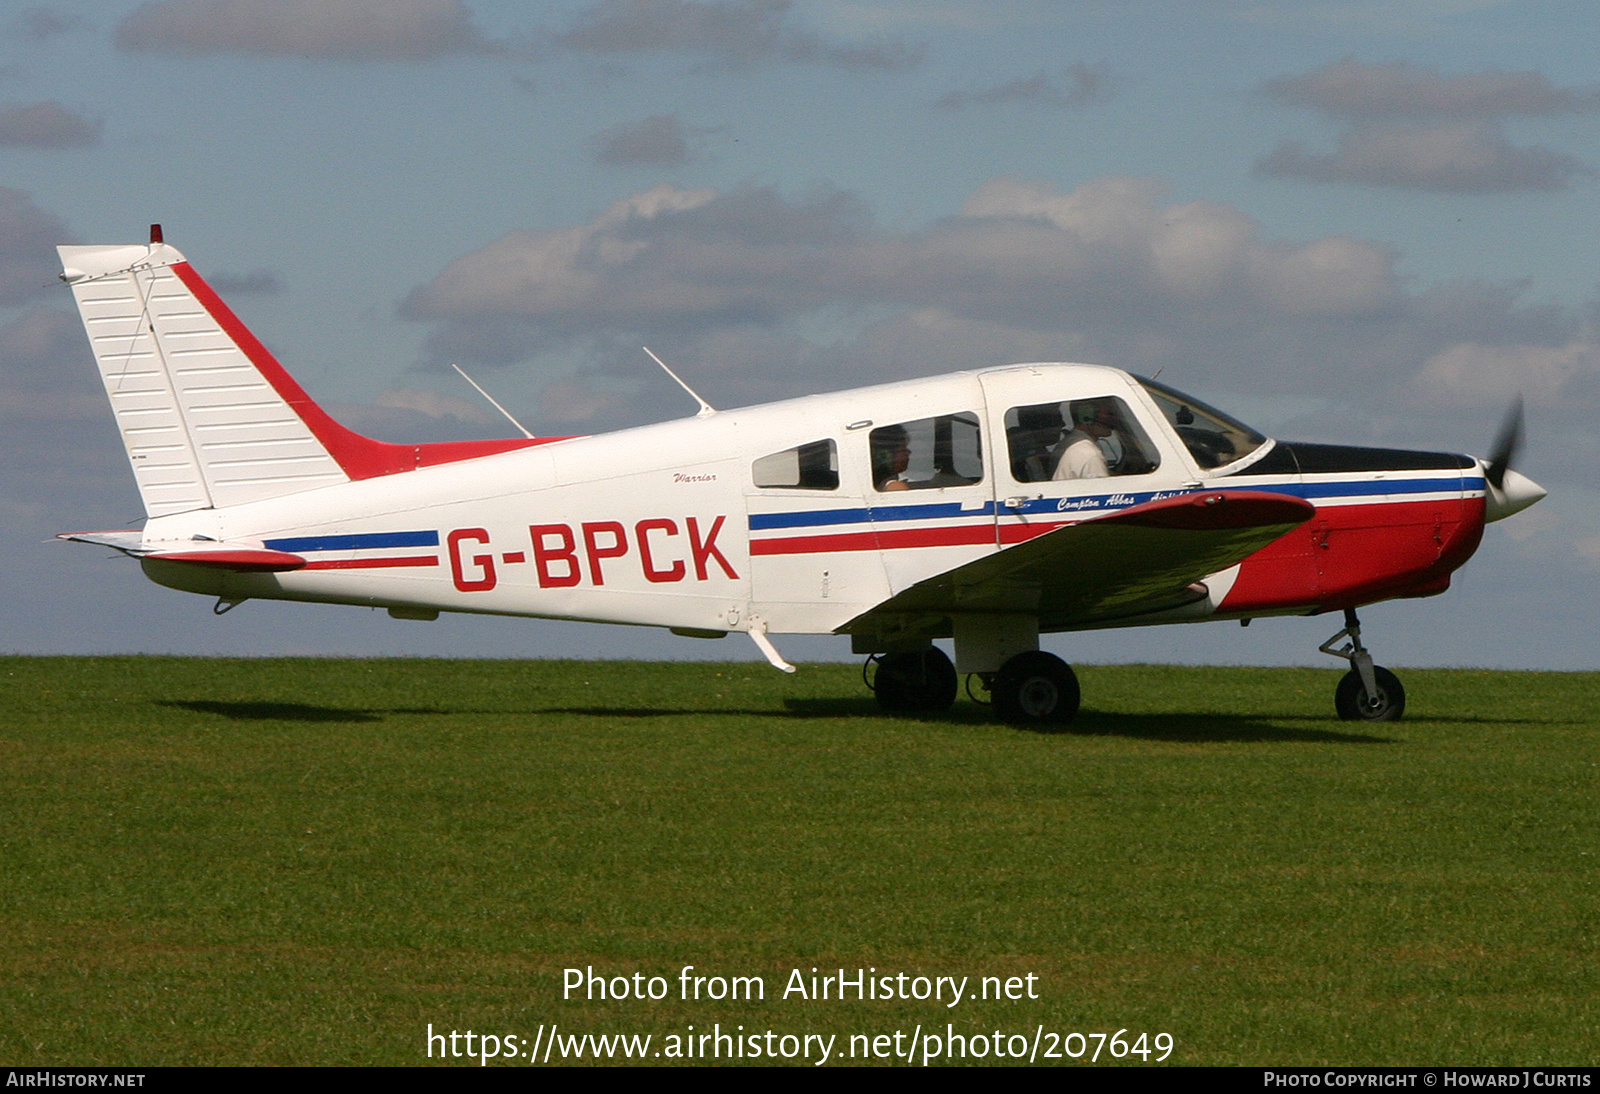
[
  {"x1": 991, "y1": 651, "x2": 1080, "y2": 726},
  {"x1": 1334, "y1": 665, "x2": 1405, "y2": 722},
  {"x1": 871, "y1": 648, "x2": 958, "y2": 713}
]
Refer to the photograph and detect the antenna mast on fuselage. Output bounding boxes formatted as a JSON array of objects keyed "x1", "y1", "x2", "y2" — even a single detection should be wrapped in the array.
[{"x1": 643, "y1": 346, "x2": 716, "y2": 417}]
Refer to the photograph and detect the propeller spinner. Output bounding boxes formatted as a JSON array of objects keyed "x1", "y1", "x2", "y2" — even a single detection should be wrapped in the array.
[{"x1": 1480, "y1": 397, "x2": 1546, "y2": 522}]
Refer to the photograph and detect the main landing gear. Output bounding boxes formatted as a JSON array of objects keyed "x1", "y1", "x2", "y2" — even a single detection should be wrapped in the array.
[
  {"x1": 866, "y1": 647, "x2": 1080, "y2": 726},
  {"x1": 1319, "y1": 608, "x2": 1406, "y2": 722},
  {"x1": 865, "y1": 648, "x2": 958, "y2": 714},
  {"x1": 984, "y1": 651, "x2": 1080, "y2": 727}
]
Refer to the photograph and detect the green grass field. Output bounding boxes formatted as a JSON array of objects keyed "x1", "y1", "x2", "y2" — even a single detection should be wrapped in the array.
[{"x1": 2, "y1": 656, "x2": 1597, "y2": 1066}]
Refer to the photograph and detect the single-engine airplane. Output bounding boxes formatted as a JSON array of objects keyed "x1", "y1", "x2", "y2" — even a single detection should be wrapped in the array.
[{"x1": 55, "y1": 229, "x2": 1547, "y2": 725}]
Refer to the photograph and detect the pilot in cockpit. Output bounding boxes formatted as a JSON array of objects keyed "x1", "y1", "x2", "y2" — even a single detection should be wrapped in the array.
[{"x1": 1052, "y1": 399, "x2": 1120, "y2": 480}]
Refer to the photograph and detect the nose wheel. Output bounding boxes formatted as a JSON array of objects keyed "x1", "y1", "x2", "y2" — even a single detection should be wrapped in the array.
[{"x1": 1320, "y1": 609, "x2": 1406, "y2": 722}]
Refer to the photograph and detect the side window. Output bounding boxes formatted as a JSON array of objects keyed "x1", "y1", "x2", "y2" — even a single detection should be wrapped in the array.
[
  {"x1": 870, "y1": 412, "x2": 983, "y2": 492},
  {"x1": 752, "y1": 438, "x2": 839, "y2": 490},
  {"x1": 1005, "y1": 397, "x2": 1160, "y2": 482}
]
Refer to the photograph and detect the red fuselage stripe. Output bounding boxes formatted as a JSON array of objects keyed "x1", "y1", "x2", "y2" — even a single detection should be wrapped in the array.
[
  {"x1": 302, "y1": 556, "x2": 441, "y2": 570},
  {"x1": 752, "y1": 496, "x2": 1469, "y2": 557},
  {"x1": 752, "y1": 523, "x2": 997, "y2": 555}
]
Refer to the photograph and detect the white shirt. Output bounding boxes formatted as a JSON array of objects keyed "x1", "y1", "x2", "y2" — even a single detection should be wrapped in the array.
[{"x1": 1052, "y1": 429, "x2": 1109, "y2": 479}]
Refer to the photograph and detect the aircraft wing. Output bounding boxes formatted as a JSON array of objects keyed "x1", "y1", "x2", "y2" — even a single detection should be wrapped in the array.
[{"x1": 845, "y1": 490, "x2": 1314, "y2": 633}]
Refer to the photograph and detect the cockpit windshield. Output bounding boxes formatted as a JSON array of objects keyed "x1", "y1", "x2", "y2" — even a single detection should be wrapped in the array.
[{"x1": 1134, "y1": 376, "x2": 1268, "y2": 471}]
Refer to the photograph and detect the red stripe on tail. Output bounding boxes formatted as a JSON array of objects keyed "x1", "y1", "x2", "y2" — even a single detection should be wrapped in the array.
[{"x1": 171, "y1": 262, "x2": 569, "y2": 480}]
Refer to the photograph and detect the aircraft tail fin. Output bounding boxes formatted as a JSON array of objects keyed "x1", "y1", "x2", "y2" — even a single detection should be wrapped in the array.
[
  {"x1": 59, "y1": 231, "x2": 548, "y2": 519},
  {"x1": 59, "y1": 235, "x2": 354, "y2": 517}
]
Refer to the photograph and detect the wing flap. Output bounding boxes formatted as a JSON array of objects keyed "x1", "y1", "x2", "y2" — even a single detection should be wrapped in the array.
[{"x1": 846, "y1": 490, "x2": 1313, "y2": 633}]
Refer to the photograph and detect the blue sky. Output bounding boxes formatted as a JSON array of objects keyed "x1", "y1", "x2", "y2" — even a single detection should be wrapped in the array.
[{"x1": 2, "y1": 0, "x2": 1596, "y2": 671}]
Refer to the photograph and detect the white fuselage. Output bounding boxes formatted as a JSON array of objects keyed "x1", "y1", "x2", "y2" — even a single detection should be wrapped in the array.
[{"x1": 139, "y1": 365, "x2": 1226, "y2": 636}]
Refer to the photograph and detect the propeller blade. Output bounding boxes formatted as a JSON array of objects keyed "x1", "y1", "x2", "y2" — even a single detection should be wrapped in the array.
[{"x1": 1484, "y1": 396, "x2": 1523, "y2": 491}]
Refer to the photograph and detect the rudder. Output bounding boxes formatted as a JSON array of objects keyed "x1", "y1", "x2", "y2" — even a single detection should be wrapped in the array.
[{"x1": 59, "y1": 237, "x2": 349, "y2": 517}]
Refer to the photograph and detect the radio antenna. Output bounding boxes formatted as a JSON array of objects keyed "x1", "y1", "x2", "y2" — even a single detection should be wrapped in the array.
[
  {"x1": 450, "y1": 363, "x2": 535, "y2": 439},
  {"x1": 643, "y1": 346, "x2": 715, "y2": 417}
]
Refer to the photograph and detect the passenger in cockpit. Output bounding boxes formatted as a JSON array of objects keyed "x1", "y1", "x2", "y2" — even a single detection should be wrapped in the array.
[
  {"x1": 871, "y1": 425, "x2": 912, "y2": 492},
  {"x1": 1008, "y1": 404, "x2": 1064, "y2": 482}
]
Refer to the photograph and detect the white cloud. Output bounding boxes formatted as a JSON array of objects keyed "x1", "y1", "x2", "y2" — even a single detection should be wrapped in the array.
[
  {"x1": 593, "y1": 113, "x2": 710, "y2": 166},
  {"x1": 958, "y1": 177, "x2": 1400, "y2": 315},
  {"x1": 207, "y1": 268, "x2": 284, "y2": 296},
  {"x1": 406, "y1": 174, "x2": 1407, "y2": 335},
  {"x1": 1259, "y1": 60, "x2": 1600, "y2": 193},
  {"x1": 399, "y1": 175, "x2": 1408, "y2": 341},
  {"x1": 0, "y1": 306, "x2": 110, "y2": 421},
  {"x1": 116, "y1": 0, "x2": 501, "y2": 61},
  {"x1": 538, "y1": 377, "x2": 632, "y2": 424},
  {"x1": 1263, "y1": 59, "x2": 1600, "y2": 119},
  {"x1": 1257, "y1": 121, "x2": 1595, "y2": 193},
  {"x1": 934, "y1": 63, "x2": 1110, "y2": 111},
  {"x1": 1417, "y1": 338, "x2": 1600, "y2": 408},
  {"x1": 392, "y1": 176, "x2": 1600, "y2": 436},
  {"x1": 375, "y1": 387, "x2": 492, "y2": 423},
  {"x1": 8, "y1": 7, "x2": 84, "y2": 42},
  {"x1": 0, "y1": 101, "x2": 100, "y2": 148},
  {"x1": 406, "y1": 184, "x2": 720, "y2": 321},
  {"x1": 0, "y1": 187, "x2": 74, "y2": 306},
  {"x1": 555, "y1": 0, "x2": 921, "y2": 71}
]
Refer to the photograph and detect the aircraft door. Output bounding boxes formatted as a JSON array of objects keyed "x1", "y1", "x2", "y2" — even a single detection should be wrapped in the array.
[
  {"x1": 862, "y1": 388, "x2": 998, "y2": 596},
  {"x1": 979, "y1": 368, "x2": 1178, "y2": 551}
]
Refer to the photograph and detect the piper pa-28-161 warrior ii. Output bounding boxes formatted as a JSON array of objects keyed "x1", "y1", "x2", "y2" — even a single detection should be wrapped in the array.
[{"x1": 55, "y1": 228, "x2": 1547, "y2": 725}]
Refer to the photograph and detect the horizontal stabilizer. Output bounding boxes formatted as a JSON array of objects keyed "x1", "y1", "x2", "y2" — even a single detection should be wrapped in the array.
[
  {"x1": 56, "y1": 529, "x2": 146, "y2": 554},
  {"x1": 143, "y1": 548, "x2": 307, "y2": 572},
  {"x1": 58, "y1": 530, "x2": 307, "y2": 571},
  {"x1": 847, "y1": 490, "x2": 1314, "y2": 633}
]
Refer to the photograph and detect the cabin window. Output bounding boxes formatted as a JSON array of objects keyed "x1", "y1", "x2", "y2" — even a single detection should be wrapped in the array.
[
  {"x1": 1004, "y1": 397, "x2": 1160, "y2": 482},
  {"x1": 870, "y1": 412, "x2": 983, "y2": 492},
  {"x1": 752, "y1": 438, "x2": 839, "y2": 490},
  {"x1": 1135, "y1": 376, "x2": 1266, "y2": 470}
]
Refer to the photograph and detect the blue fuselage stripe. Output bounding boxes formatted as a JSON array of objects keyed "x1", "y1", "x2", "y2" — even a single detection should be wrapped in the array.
[
  {"x1": 749, "y1": 503, "x2": 986, "y2": 529},
  {"x1": 749, "y1": 476, "x2": 1476, "y2": 531},
  {"x1": 1269, "y1": 476, "x2": 1470, "y2": 500},
  {"x1": 264, "y1": 530, "x2": 440, "y2": 553}
]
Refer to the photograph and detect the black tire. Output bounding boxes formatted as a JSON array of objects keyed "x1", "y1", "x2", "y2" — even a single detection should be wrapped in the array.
[
  {"x1": 1334, "y1": 666, "x2": 1405, "y2": 722},
  {"x1": 872, "y1": 648, "x2": 958, "y2": 714},
  {"x1": 991, "y1": 651, "x2": 1080, "y2": 726}
]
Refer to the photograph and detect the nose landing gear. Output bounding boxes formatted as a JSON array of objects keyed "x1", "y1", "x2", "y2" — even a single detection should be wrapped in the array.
[{"x1": 1319, "y1": 608, "x2": 1406, "y2": 722}]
